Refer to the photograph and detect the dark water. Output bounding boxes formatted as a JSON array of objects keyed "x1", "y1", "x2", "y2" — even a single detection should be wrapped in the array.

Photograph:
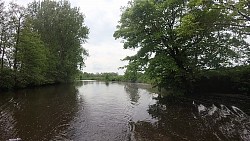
[{"x1": 0, "y1": 81, "x2": 249, "y2": 141}]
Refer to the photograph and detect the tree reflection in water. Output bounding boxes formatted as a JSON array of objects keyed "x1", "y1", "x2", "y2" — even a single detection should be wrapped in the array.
[
  {"x1": 0, "y1": 84, "x2": 80, "y2": 141},
  {"x1": 0, "y1": 82, "x2": 249, "y2": 140},
  {"x1": 124, "y1": 83, "x2": 140, "y2": 104},
  {"x1": 132, "y1": 96, "x2": 250, "y2": 141},
  {"x1": 105, "y1": 81, "x2": 109, "y2": 87}
]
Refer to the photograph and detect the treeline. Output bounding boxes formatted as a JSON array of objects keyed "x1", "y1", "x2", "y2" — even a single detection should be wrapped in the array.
[
  {"x1": 78, "y1": 72, "x2": 123, "y2": 81},
  {"x1": 114, "y1": 0, "x2": 250, "y2": 95},
  {"x1": 123, "y1": 65, "x2": 250, "y2": 94},
  {"x1": 77, "y1": 72, "x2": 151, "y2": 83},
  {"x1": 0, "y1": 0, "x2": 89, "y2": 90}
]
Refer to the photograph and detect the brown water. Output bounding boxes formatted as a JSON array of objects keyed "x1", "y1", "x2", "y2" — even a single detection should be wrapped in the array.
[{"x1": 0, "y1": 81, "x2": 249, "y2": 141}]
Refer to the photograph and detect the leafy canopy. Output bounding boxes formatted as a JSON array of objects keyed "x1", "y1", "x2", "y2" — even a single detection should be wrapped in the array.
[{"x1": 114, "y1": 0, "x2": 249, "y2": 93}]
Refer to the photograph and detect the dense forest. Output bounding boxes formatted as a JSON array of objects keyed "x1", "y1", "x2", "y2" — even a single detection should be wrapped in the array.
[
  {"x1": 114, "y1": 0, "x2": 250, "y2": 95},
  {"x1": 0, "y1": 0, "x2": 89, "y2": 90}
]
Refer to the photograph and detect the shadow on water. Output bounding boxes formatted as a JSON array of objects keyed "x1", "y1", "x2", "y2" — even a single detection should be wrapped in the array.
[
  {"x1": 132, "y1": 96, "x2": 250, "y2": 141},
  {"x1": 0, "y1": 83, "x2": 82, "y2": 141}
]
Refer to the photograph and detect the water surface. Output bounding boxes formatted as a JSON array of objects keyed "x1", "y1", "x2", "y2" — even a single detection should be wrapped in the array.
[{"x1": 0, "y1": 81, "x2": 249, "y2": 141}]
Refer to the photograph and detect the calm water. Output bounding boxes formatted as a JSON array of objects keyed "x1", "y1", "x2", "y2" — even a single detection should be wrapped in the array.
[{"x1": 0, "y1": 81, "x2": 249, "y2": 141}]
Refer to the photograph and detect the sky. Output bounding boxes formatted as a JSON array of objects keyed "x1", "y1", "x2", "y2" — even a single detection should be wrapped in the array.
[{"x1": 5, "y1": 0, "x2": 135, "y2": 74}]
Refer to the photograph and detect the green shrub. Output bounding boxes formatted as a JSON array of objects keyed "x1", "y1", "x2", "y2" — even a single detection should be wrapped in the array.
[
  {"x1": 0, "y1": 69, "x2": 15, "y2": 90},
  {"x1": 194, "y1": 65, "x2": 250, "y2": 94}
]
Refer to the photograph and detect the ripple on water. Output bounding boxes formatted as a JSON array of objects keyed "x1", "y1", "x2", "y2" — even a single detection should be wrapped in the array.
[{"x1": 0, "y1": 82, "x2": 249, "y2": 141}]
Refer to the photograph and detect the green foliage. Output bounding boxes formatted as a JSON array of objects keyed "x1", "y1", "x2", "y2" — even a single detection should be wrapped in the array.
[
  {"x1": 0, "y1": 68, "x2": 15, "y2": 90},
  {"x1": 78, "y1": 71, "x2": 150, "y2": 84},
  {"x1": 0, "y1": 0, "x2": 89, "y2": 91},
  {"x1": 195, "y1": 65, "x2": 250, "y2": 94},
  {"x1": 28, "y1": 0, "x2": 89, "y2": 82},
  {"x1": 123, "y1": 61, "x2": 140, "y2": 83},
  {"x1": 114, "y1": 0, "x2": 249, "y2": 94},
  {"x1": 17, "y1": 22, "x2": 47, "y2": 86},
  {"x1": 78, "y1": 72, "x2": 123, "y2": 82}
]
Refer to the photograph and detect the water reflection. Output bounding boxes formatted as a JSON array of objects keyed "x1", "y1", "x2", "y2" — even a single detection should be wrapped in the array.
[
  {"x1": 194, "y1": 103, "x2": 250, "y2": 141},
  {"x1": 77, "y1": 80, "x2": 96, "y2": 85},
  {"x1": 132, "y1": 97, "x2": 250, "y2": 141},
  {"x1": 0, "y1": 84, "x2": 79, "y2": 141},
  {"x1": 74, "y1": 80, "x2": 85, "y2": 87},
  {"x1": 0, "y1": 82, "x2": 249, "y2": 141},
  {"x1": 124, "y1": 83, "x2": 140, "y2": 104},
  {"x1": 105, "y1": 81, "x2": 109, "y2": 86}
]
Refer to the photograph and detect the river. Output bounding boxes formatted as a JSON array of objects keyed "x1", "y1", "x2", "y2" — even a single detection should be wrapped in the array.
[{"x1": 0, "y1": 81, "x2": 249, "y2": 141}]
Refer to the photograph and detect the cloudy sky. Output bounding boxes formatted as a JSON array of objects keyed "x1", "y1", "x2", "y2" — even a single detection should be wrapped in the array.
[{"x1": 5, "y1": 0, "x2": 135, "y2": 74}]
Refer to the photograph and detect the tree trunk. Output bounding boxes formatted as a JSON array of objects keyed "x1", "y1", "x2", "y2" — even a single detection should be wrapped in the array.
[
  {"x1": 0, "y1": 30, "x2": 4, "y2": 70},
  {"x1": 1, "y1": 47, "x2": 5, "y2": 70},
  {"x1": 13, "y1": 17, "x2": 21, "y2": 86}
]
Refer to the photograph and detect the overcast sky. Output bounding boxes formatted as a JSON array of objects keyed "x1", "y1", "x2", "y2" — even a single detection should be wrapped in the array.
[{"x1": 5, "y1": 0, "x2": 135, "y2": 74}]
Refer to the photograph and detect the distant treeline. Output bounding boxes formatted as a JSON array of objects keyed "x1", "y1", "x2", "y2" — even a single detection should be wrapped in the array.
[
  {"x1": 78, "y1": 64, "x2": 250, "y2": 95},
  {"x1": 77, "y1": 72, "x2": 123, "y2": 81},
  {"x1": 0, "y1": 0, "x2": 89, "y2": 90},
  {"x1": 77, "y1": 72, "x2": 151, "y2": 83}
]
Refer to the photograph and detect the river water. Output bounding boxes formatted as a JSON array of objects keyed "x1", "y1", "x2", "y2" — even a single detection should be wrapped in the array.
[{"x1": 0, "y1": 81, "x2": 249, "y2": 141}]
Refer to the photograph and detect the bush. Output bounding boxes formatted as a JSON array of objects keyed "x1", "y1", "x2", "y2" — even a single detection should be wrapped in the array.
[
  {"x1": 0, "y1": 69, "x2": 15, "y2": 90},
  {"x1": 194, "y1": 65, "x2": 250, "y2": 94}
]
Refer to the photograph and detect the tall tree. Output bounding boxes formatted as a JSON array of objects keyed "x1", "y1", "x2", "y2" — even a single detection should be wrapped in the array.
[
  {"x1": 0, "y1": 0, "x2": 11, "y2": 70},
  {"x1": 0, "y1": 0, "x2": 5, "y2": 70},
  {"x1": 27, "y1": 0, "x2": 89, "y2": 82},
  {"x1": 8, "y1": 2, "x2": 26, "y2": 85},
  {"x1": 1, "y1": 0, "x2": 89, "y2": 90},
  {"x1": 214, "y1": 0, "x2": 250, "y2": 63},
  {"x1": 114, "y1": 0, "x2": 249, "y2": 93},
  {"x1": 17, "y1": 20, "x2": 47, "y2": 86}
]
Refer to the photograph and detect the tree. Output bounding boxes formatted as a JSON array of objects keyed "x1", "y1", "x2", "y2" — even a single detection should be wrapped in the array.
[
  {"x1": 216, "y1": 0, "x2": 250, "y2": 22},
  {"x1": 0, "y1": 0, "x2": 5, "y2": 70},
  {"x1": 0, "y1": 0, "x2": 14, "y2": 70},
  {"x1": 17, "y1": 20, "x2": 47, "y2": 86},
  {"x1": 123, "y1": 61, "x2": 140, "y2": 83},
  {"x1": 27, "y1": 0, "x2": 89, "y2": 82},
  {"x1": 114, "y1": 0, "x2": 249, "y2": 94},
  {"x1": 214, "y1": 0, "x2": 250, "y2": 63},
  {"x1": 8, "y1": 2, "x2": 26, "y2": 86},
  {"x1": 0, "y1": 0, "x2": 89, "y2": 90}
]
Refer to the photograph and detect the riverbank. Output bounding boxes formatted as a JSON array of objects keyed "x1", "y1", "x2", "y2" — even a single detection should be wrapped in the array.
[
  {"x1": 2, "y1": 64, "x2": 250, "y2": 97},
  {"x1": 0, "y1": 82, "x2": 60, "y2": 93},
  {"x1": 160, "y1": 92, "x2": 250, "y2": 114},
  {"x1": 193, "y1": 65, "x2": 250, "y2": 95},
  {"x1": 78, "y1": 65, "x2": 250, "y2": 96}
]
